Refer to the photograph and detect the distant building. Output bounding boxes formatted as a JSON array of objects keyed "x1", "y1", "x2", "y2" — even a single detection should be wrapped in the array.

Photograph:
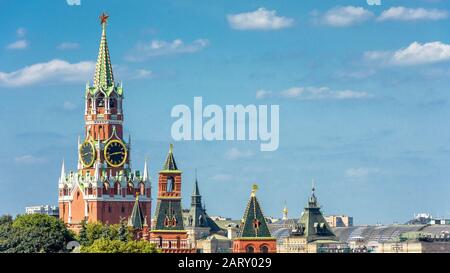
[
  {"x1": 430, "y1": 219, "x2": 450, "y2": 225},
  {"x1": 325, "y1": 215, "x2": 353, "y2": 227},
  {"x1": 378, "y1": 231, "x2": 450, "y2": 253},
  {"x1": 182, "y1": 176, "x2": 224, "y2": 251},
  {"x1": 196, "y1": 234, "x2": 232, "y2": 253},
  {"x1": 405, "y1": 213, "x2": 449, "y2": 226},
  {"x1": 334, "y1": 224, "x2": 450, "y2": 253},
  {"x1": 209, "y1": 216, "x2": 232, "y2": 221},
  {"x1": 25, "y1": 205, "x2": 59, "y2": 217},
  {"x1": 277, "y1": 185, "x2": 349, "y2": 253}
]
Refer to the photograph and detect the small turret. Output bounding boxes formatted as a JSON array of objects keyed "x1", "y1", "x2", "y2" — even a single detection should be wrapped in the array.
[
  {"x1": 282, "y1": 202, "x2": 288, "y2": 220},
  {"x1": 143, "y1": 157, "x2": 149, "y2": 182}
]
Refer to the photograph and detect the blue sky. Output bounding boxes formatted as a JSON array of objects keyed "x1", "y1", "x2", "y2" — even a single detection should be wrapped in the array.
[{"x1": 1, "y1": 0, "x2": 450, "y2": 224}]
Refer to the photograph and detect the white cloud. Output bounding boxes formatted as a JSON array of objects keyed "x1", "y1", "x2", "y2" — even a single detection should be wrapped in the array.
[
  {"x1": 126, "y1": 39, "x2": 209, "y2": 61},
  {"x1": 365, "y1": 41, "x2": 450, "y2": 66},
  {"x1": 345, "y1": 168, "x2": 380, "y2": 178},
  {"x1": 212, "y1": 174, "x2": 233, "y2": 182},
  {"x1": 320, "y1": 6, "x2": 374, "y2": 27},
  {"x1": 6, "y1": 39, "x2": 28, "y2": 50},
  {"x1": 259, "y1": 86, "x2": 372, "y2": 100},
  {"x1": 134, "y1": 69, "x2": 153, "y2": 79},
  {"x1": 0, "y1": 59, "x2": 95, "y2": 87},
  {"x1": 227, "y1": 7, "x2": 294, "y2": 30},
  {"x1": 378, "y1": 7, "x2": 448, "y2": 21},
  {"x1": 256, "y1": 89, "x2": 272, "y2": 99},
  {"x1": 16, "y1": 28, "x2": 26, "y2": 38},
  {"x1": 63, "y1": 101, "x2": 77, "y2": 111},
  {"x1": 14, "y1": 155, "x2": 47, "y2": 164},
  {"x1": 66, "y1": 0, "x2": 81, "y2": 5},
  {"x1": 225, "y1": 148, "x2": 253, "y2": 160},
  {"x1": 57, "y1": 42, "x2": 80, "y2": 50}
]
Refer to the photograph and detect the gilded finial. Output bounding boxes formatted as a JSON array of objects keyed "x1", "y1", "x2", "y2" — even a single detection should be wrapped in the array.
[
  {"x1": 135, "y1": 191, "x2": 140, "y2": 200},
  {"x1": 251, "y1": 184, "x2": 258, "y2": 197}
]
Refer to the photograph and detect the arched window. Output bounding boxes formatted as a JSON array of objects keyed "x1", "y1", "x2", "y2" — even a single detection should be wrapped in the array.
[
  {"x1": 114, "y1": 182, "x2": 120, "y2": 195},
  {"x1": 158, "y1": 237, "x2": 163, "y2": 248},
  {"x1": 167, "y1": 176, "x2": 174, "y2": 192},
  {"x1": 109, "y1": 97, "x2": 116, "y2": 108},
  {"x1": 103, "y1": 182, "x2": 109, "y2": 195},
  {"x1": 127, "y1": 182, "x2": 134, "y2": 195},
  {"x1": 88, "y1": 184, "x2": 93, "y2": 195},
  {"x1": 260, "y1": 245, "x2": 269, "y2": 253},
  {"x1": 139, "y1": 182, "x2": 145, "y2": 196},
  {"x1": 246, "y1": 245, "x2": 254, "y2": 253},
  {"x1": 96, "y1": 93, "x2": 105, "y2": 107},
  {"x1": 87, "y1": 98, "x2": 92, "y2": 113}
]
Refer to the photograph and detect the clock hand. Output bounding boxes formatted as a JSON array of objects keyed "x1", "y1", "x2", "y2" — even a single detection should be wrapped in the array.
[{"x1": 109, "y1": 152, "x2": 124, "y2": 156}]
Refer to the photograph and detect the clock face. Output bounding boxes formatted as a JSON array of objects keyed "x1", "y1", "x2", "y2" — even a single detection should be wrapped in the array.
[
  {"x1": 104, "y1": 139, "x2": 127, "y2": 167},
  {"x1": 79, "y1": 141, "x2": 95, "y2": 167}
]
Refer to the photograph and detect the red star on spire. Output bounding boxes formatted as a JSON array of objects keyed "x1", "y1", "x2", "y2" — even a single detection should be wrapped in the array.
[{"x1": 99, "y1": 13, "x2": 109, "y2": 24}]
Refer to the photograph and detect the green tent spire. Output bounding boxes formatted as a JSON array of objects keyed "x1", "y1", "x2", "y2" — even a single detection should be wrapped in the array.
[
  {"x1": 162, "y1": 144, "x2": 178, "y2": 171},
  {"x1": 128, "y1": 193, "x2": 144, "y2": 229},
  {"x1": 93, "y1": 13, "x2": 115, "y2": 89},
  {"x1": 238, "y1": 184, "x2": 272, "y2": 238}
]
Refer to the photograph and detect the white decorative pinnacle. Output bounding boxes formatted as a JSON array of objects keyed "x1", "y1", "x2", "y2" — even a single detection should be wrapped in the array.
[
  {"x1": 94, "y1": 160, "x2": 101, "y2": 181},
  {"x1": 77, "y1": 136, "x2": 82, "y2": 170},
  {"x1": 59, "y1": 159, "x2": 66, "y2": 184},
  {"x1": 143, "y1": 157, "x2": 149, "y2": 182}
]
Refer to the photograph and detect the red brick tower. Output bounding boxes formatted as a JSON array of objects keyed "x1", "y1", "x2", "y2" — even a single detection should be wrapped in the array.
[
  {"x1": 149, "y1": 144, "x2": 195, "y2": 253},
  {"x1": 58, "y1": 14, "x2": 151, "y2": 231}
]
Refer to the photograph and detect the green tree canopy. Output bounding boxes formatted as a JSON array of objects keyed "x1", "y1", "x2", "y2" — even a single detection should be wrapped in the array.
[
  {"x1": 81, "y1": 238, "x2": 160, "y2": 253},
  {"x1": 0, "y1": 214, "x2": 75, "y2": 253}
]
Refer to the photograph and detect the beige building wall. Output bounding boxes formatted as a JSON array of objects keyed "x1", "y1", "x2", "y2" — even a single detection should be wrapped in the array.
[
  {"x1": 325, "y1": 215, "x2": 353, "y2": 227},
  {"x1": 378, "y1": 241, "x2": 450, "y2": 253}
]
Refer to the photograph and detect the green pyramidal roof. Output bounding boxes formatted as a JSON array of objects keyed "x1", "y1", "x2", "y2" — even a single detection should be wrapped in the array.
[
  {"x1": 238, "y1": 186, "x2": 272, "y2": 238},
  {"x1": 295, "y1": 186, "x2": 337, "y2": 243},
  {"x1": 128, "y1": 194, "x2": 144, "y2": 229},
  {"x1": 94, "y1": 17, "x2": 114, "y2": 89},
  {"x1": 162, "y1": 144, "x2": 179, "y2": 172}
]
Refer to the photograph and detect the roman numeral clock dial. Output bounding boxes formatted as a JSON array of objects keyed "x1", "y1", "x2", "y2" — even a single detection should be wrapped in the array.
[{"x1": 104, "y1": 139, "x2": 127, "y2": 167}]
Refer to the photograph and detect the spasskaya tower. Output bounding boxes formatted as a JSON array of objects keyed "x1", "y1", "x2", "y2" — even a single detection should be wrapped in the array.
[{"x1": 58, "y1": 14, "x2": 151, "y2": 230}]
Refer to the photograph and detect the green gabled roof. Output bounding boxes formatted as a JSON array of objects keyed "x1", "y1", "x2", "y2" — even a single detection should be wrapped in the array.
[
  {"x1": 238, "y1": 185, "x2": 272, "y2": 238},
  {"x1": 93, "y1": 16, "x2": 114, "y2": 89},
  {"x1": 128, "y1": 194, "x2": 144, "y2": 229},
  {"x1": 162, "y1": 144, "x2": 179, "y2": 171},
  {"x1": 86, "y1": 85, "x2": 123, "y2": 97}
]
